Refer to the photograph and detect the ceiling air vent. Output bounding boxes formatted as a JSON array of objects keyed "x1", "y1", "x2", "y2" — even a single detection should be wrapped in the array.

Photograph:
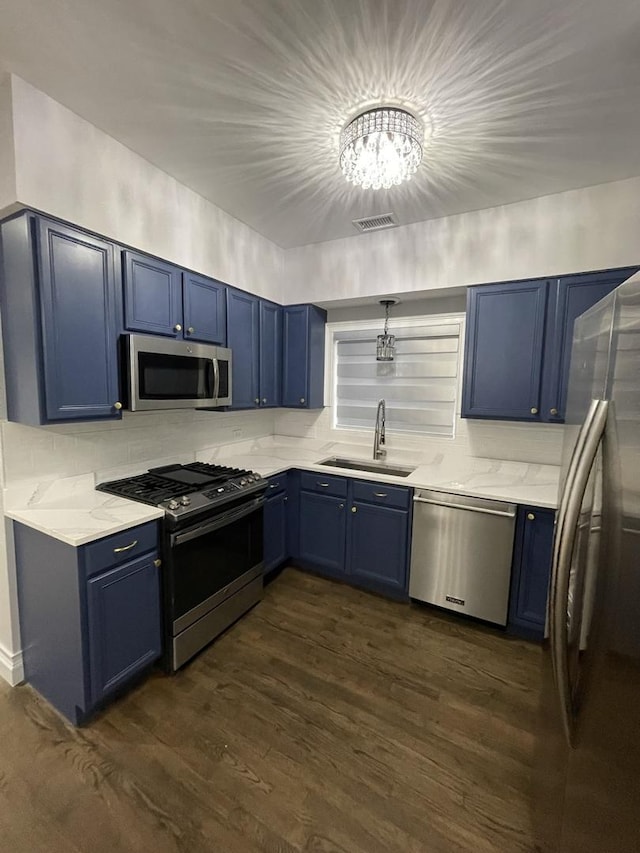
[{"x1": 352, "y1": 213, "x2": 397, "y2": 233}]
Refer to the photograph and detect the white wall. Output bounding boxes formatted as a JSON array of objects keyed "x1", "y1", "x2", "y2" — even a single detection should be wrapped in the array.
[
  {"x1": 0, "y1": 76, "x2": 16, "y2": 213},
  {"x1": 6, "y1": 75, "x2": 284, "y2": 302},
  {"x1": 283, "y1": 176, "x2": 640, "y2": 304}
]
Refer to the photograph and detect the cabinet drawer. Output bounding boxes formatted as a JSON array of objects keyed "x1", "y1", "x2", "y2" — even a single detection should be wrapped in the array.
[
  {"x1": 352, "y1": 480, "x2": 411, "y2": 510},
  {"x1": 300, "y1": 472, "x2": 348, "y2": 498},
  {"x1": 83, "y1": 522, "x2": 159, "y2": 578},
  {"x1": 266, "y1": 473, "x2": 288, "y2": 497}
]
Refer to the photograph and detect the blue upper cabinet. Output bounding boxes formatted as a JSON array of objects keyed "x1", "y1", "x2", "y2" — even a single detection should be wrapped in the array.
[
  {"x1": 123, "y1": 251, "x2": 183, "y2": 337},
  {"x1": 462, "y1": 280, "x2": 550, "y2": 421},
  {"x1": 259, "y1": 300, "x2": 282, "y2": 407},
  {"x1": 541, "y1": 268, "x2": 638, "y2": 422},
  {"x1": 462, "y1": 267, "x2": 639, "y2": 424},
  {"x1": 0, "y1": 213, "x2": 122, "y2": 424},
  {"x1": 282, "y1": 304, "x2": 326, "y2": 408},
  {"x1": 182, "y1": 272, "x2": 227, "y2": 345},
  {"x1": 226, "y1": 288, "x2": 260, "y2": 409}
]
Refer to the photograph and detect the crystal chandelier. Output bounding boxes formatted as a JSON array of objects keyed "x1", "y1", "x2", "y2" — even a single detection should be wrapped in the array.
[
  {"x1": 376, "y1": 299, "x2": 398, "y2": 361},
  {"x1": 340, "y1": 107, "x2": 423, "y2": 190}
]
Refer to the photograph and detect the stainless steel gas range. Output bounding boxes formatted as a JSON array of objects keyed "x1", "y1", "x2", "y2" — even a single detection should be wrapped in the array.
[{"x1": 97, "y1": 462, "x2": 266, "y2": 671}]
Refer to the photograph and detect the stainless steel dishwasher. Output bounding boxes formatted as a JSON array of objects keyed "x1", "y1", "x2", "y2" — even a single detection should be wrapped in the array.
[{"x1": 409, "y1": 489, "x2": 517, "y2": 625}]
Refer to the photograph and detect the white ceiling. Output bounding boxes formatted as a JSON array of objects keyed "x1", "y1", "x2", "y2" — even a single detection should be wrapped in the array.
[{"x1": 1, "y1": 0, "x2": 640, "y2": 248}]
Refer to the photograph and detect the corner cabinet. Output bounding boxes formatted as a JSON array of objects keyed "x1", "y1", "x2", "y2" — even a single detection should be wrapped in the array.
[
  {"x1": 14, "y1": 521, "x2": 162, "y2": 725},
  {"x1": 508, "y1": 507, "x2": 555, "y2": 640},
  {"x1": 462, "y1": 267, "x2": 638, "y2": 423},
  {"x1": 282, "y1": 304, "x2": 326, "y2": 408},
  {"x1": 123, "y1": 251, "x2": 227, "y2": 344},
  {"x1": 226, "y1": 289, "x2": 282, "y2": 409},
  {"x1": 263, "y1": 474, "x2": 289, "y2": 573},
  {"x1": 0, "y1": 213, "x2": 122, "y2": 424}
]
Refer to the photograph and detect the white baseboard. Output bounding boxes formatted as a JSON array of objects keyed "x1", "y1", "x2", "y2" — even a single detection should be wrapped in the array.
[{"x1": 0, "y1": 643, "x2": 24, "y2": 685}]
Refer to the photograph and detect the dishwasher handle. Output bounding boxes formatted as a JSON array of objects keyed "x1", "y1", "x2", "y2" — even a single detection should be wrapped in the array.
[{"x1": 413, "y1": 495, "x2": 516, "y2": 519}]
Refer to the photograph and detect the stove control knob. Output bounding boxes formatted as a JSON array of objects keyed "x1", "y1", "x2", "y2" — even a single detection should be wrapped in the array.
[
  {"x1": 217, "y1": 487, "x2": 225, "y2": 493},
  {"x1": 240, "y1": 478, "x2": 248, "y2": 486},
  {"x1": 167, "y1": 499, "x2": 180, "y2": 510},
  {"x1": 180, "y1": 495, "x2": 191, "y2": 506}
]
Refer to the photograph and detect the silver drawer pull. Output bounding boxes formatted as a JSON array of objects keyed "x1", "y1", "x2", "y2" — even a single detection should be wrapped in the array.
[
  {"x1": 373, "y1": 492, "x2": 388, "y2": 497},
  {"x1": 269, "y1": 483, "x2": 280, "y2": 489},
  {"x1": 113, "y1": 539, "x2": 138, "y2": 553},
  {"x1": 413, "y1": 496, "x2": 515, "y2": 518},
  {"x1": 317, "y1": 482, "x2": 330, "y2": 487}
]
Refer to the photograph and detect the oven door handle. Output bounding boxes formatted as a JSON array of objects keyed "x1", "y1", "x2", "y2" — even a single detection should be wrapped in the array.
[{"x1": 171, "y1": 497, "x2": 264, "y2": 546}]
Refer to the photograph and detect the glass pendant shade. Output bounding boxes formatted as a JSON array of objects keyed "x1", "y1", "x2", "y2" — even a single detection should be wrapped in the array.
[
  {"x1": 376, "y1": 300, "x2": 397, "y2": 361},
  {"x1": 340, "y1": 107, "x2": 423, "y2": 190}
]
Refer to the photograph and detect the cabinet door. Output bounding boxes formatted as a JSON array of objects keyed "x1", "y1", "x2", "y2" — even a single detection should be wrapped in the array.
[
  {"x1": 542, "y1": 269, "x2": 638, "y2": 422},
  {"x1": 509, "y1": 507, "x2": 555, "y2": 639},
  {"x1": 264, "y1": 492, "x2": 288, "y2": 573},
  {"x1": 348, "y1": 502, "x2": 409, "y2": 592},
  {"x1": 37, "y1": 219, "x2": 121, "y2": 421},
  {"x1": 298, "y1": 491, "x2": 346, "y2": 574},
  {"x1": 282, "y1": 305, "x2": 326, "y2": 408},
  {"x1": 123, "y1": 251, "x2": 182, "y2": 337},
  {"x1": 259, "y1": 300, "x2": 282, "y2": 407},
  {"x1": 226, "y1": 289, "x2": 260, "y2": 409},
  {"x1": 87, "y1": 553, "x2": 162, "y2": 705},
  {"x1": 182, "y1": 272, "x2": 227, "y2": 345},
  {"x1": 462, "y1": 280, "x2": 549, "y2": 421}
]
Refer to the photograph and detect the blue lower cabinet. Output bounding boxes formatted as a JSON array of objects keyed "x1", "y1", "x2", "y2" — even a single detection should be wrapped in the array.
[
  {"x1": 298, "y1": 491, "x2": 347, "y2": 574},
  {"x1": 508, "y1": 507, "x2": 555, "y2": 640},
  {"x1": 347, "y1": 501, "x2": 409, "y2": 594},
  {"x1": 264, "y1": 477, "x2": 288, "y2": 573},
  {"x1": 86, "y1": 554, "x2": 162, "y2": 705},
  {"x1": 13, "y1": 520, "x2": 161, "y2": 724}
]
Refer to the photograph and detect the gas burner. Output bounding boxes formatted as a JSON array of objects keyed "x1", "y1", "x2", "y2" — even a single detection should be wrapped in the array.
[{"x1": 97, "y1": 462, "x2": 266, "y2": 526}]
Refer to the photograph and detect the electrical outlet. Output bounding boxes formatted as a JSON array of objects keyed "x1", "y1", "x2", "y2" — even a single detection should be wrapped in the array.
[{"x1": 232, "y1": 428, "x2": 243, "y2": 439}]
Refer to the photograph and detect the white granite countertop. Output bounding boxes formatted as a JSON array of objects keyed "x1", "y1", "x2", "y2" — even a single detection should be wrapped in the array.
[
  {"x1": 3, "y1": 437, "x2": 561, "y2": 546},
  {"x1": 4, "y1": 474, "x2": 164, "y2": 547}
]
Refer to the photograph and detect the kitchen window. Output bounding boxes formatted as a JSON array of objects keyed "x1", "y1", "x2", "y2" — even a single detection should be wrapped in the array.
[{"x1": 330, "y1": 316, "x2": 463, "y2": 437}]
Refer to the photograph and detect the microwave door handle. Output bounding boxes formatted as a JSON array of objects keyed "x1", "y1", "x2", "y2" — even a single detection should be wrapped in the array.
[{"x1": 212, "y1": 358, "x2": 220, "y2": 402}]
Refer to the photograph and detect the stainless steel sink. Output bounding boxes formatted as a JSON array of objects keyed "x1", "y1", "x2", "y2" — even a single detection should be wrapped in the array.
[{"x1": 318, "y1": 457, "x2": 415, "y2": 478}]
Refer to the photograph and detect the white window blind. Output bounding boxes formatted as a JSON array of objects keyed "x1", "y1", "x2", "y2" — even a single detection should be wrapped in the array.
[{"x1": 334, "y1": 321, "x2": 461, "y2": 436}]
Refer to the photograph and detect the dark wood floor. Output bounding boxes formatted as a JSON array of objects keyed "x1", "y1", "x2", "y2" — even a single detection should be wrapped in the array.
[{"x1": 0, "y1": 568, "x2": 544, "y2": 853}]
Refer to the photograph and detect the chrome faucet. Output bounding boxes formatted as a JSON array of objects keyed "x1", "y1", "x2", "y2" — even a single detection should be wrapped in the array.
[{"x1": 373, "y1": 399, "x2": 387, "y2": 460}]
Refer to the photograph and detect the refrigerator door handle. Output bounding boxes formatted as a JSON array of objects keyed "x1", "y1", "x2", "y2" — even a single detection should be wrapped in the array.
[{"x1": 549, "y1": 398, "x2": 609, "y2": 747}]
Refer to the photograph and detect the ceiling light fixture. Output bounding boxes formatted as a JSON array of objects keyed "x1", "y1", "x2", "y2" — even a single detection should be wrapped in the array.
[
  {"x1": 340, "y1": 107, "x2": 423, "y2": 190},
  {"x1": 376, "y1": 298, "x2": 399, "y2": 361}
]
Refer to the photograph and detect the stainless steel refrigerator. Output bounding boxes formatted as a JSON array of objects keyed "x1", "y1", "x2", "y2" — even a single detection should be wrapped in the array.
[{"x1": 534, "y1": 271, "x2": 640, "y2": 852}]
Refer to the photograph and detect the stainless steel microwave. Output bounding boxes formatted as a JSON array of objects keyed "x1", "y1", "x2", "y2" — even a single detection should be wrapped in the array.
[{"x1": 124, "y1": 334, "x2": 232, "y2": 411}]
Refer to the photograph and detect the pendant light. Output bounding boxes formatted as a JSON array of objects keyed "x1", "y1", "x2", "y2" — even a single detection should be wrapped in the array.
[{"x1": 376, "y1": 299, "x2": 398, "y2": 361}]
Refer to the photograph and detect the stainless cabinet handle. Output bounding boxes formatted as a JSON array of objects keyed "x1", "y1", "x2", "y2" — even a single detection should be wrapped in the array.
[
  {"x1": 113, "y1": 539, "x2": 138, "y2": 553},
  {"x1": 413, "y1": 496, "x2": 516, "y2": 518},
  {"x1": 351, "y1": 506, "x2": 357, "y2": 513},
  {"x1": 283, "y1": 497, "x2": 288, "y2": 503},
  {"x1": 339, "y1": 503, "x2": 344, "y2": 509},
  {"x1": 530, "y1": 407, "x2": 539, "y2": 415},
  {"x1": 317, "y1": 482, "x2": 330, "y2": 488},
  {"x1": 269, "y1": 483, "x2": 279, "y2": 489},
  {"x1": 373, "y1": 492, "x2": 388, "y2": 498},
  {"x1": 113, "y1": 401, "x2": 123, "y2": 411},
  {"x1": 174, "y1": 323, "x2": 182, "y2": 332},
  {"x1": 299, "y1": 397, "x2": 305, "y2": 404},
  {"x1": 187, "y1": 326, "x2": 195, "y2": 335},
  {"x1": 153, "y1": 558, "x2": 162, "y2": 568},
  {"x1": 254, "y1": 398, "x2": 260, "y2": 405},
  {"x1": 550, "y1": 398, "x2": 608, "y2": 746},
  {"x1": 262, "y1": 398, "x2": 267, "y2": 404},
  {"x1": 550, "y1": 407, "x2": 558, "y2": 416},
  {"x1": 527, "y1": 512, "x2": 536, "y2": 521}
]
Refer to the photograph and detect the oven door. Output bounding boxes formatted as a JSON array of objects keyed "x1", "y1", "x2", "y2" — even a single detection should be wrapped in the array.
[
  {"x1": 126, "y1": 334, "x2": 219, "y2": 411},
  {"x1": 168, "y1": 497, "x2": 264, "y2": 637}
]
